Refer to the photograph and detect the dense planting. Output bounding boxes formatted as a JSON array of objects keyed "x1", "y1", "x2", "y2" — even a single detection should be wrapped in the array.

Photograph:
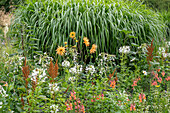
[{"x1": 0, "y1": 0, "x2": 169, "y2": 112}]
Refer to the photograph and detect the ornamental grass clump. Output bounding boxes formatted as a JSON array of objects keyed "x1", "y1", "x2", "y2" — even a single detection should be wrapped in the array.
[{"x1": 11, "y1": 0, "x2": 166, "y2": 58}]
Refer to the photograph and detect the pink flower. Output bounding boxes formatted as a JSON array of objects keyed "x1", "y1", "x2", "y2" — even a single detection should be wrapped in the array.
[
  {"x1": 132, "y1": 80, "x2": 137, "y2": 87},
  {"x1": 130, "y1": 104, "x2": 136, "y2": 111},
  {"x1": 165, "y1": 76, "x2": 170, "y2": 81},
  {"x1": 157, "y1": 77, "x2": 162, "y2": 83},
  {"x1": 155, "y1": 73, "x2": 158, "y2": 79},
  {"x1": 101, "y1": 94, "x2": 104, "y2": 97},
  {"x1": 152, "y1": 81, "x2": 157, "y2": 86}
]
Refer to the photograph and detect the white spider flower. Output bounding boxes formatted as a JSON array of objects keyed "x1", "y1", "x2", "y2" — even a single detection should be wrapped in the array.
[
  {"x1": 119, "y1": 46, "x2": 130, "y2": 54},
  {"x1": 85, "y1": 65, "x2": 95, "y2": 75},
  {"x1": 49, "y1": 83, "x2": 59, "y2": 92},
  {"x1": 62, "y1": 60, "x2": 70, "y2": 67},
  {"x1": 69, "y1": 77, "x2": 76, "y2": 81},
  {"x1": 50, "y1": 104, "x2": 59, "y2": 113},
  {"x1": 143, "y1": 70, "x2": 147, "y2": 75},
  {"x1": 158, "y1": 47, "x2": 165, "y2": 55},
  {"x1": 69, "y1": 64, "x2": 82, "y2": 74}
]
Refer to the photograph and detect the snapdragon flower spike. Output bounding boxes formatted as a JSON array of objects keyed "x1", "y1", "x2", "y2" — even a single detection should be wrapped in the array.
[
  {"x1": 132, "y1": 77, "x2": 141, "y2": 87},
  {"x1": 161, "y1": 71, "x2": 165, "y2": 77},
  {"x1": 165, "y1": 76, "x2": 170, "y2": 81},
  {"x1": 132, "y1": 80, "x2": 137, "y2": 87},
  {"x1": 157, "y1": 77, "x2": 162, "y2": 83},
  {"x1": 152, "y1": 81, "x2": 157, "y2": 86},
  {"x1": 130, "y1": 104, "x2": 136, "y2": 111},
  {"x1": 91, "y1": 94, "x2": 104, "y2": 102},
  {"x1": 139, "y1": 93, "x2": 146, "y2": 103}
]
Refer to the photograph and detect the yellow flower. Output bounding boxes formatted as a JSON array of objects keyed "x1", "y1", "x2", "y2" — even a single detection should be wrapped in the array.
[
  {"x1": 56, "y1": 46, "x2": 66, "y2": 56},
  {"x1": 64, "y1": 42, "x2": 67, "y2": 45},
  {"x1": 156, "y1": 85, "x2": 160, "y2": 87},
  {"x1": 3, "y1": 82, "x2": 8, "y2": 87},
  {"x1": 76, "y1": 40, "x2": 78, "y2": 42},
  {"x1": 70, "y1": 32, "x2": 76, "y2": 39},
  {"x1": 72, "y1": 45, "x2": 76, "y2": 48},
  {"x1": 65, "y1": 45, "x2": 68, "y2": 47}
]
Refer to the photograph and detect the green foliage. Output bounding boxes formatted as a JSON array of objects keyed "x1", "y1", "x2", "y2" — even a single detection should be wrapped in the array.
[{"x1": 10, "y1": 0, "x2": 166, "y2": 58}]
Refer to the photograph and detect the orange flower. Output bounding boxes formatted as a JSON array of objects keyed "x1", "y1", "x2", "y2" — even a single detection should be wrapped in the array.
[
  {"x1": 90, "y1": 44, "x2": 97, "y2": 54},
  {"x1": 132, "y1": 80, "x2": 137, "y2": 87},
  {"x1": 110, "y1": 80, "x2": 116, "y2": 89},
  {"x1": 70, "y1": 32, "x2": 76, "y2": 38},
  {"x1": 161, "y1": 71, "x2": 165, "y2": 77},
  {"x1": 69, "y1": 96, "x2": 72, "y2": 100},
  {"x1": 3, "y1": 82, "x2": 8, "y2": 87},
  {"x1": 165, "y1": 76, "x2": 170, "y2": 81},
  {"x1": 90, "y1": 48, "x2": 96, "y2": 54},
  {"x1": 91, "y1": 44, "x2": 97, "y2": 49},
  {"x1": 64, "y1": 42, "x2": 67, "y2": 45},
  {"x1": 83, "y1": 37, "x2": 90, "y2": 47},
  {"x1": 56, "y1": 46, "x2": 66, "y2": 56},
  {"x1": 157, "y1": 69, "x2": 161, "y2": 72}
]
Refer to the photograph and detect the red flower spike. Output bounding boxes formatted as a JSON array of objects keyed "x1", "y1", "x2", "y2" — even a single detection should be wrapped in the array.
[{"x1": 146, "y1": 39, "x2": 154, "y2": 69}]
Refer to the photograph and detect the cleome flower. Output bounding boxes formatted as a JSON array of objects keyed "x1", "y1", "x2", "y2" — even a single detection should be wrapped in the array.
[
  {"x1": 143, "y1": 70, "x2": 147, "y2": 75},
  {"x1": 70, "y1": 32, "x2": 76, "y2": 39},
  {"x1": 62, "y1": 60, "x2": 70, "y2": 67},
  {"x1": 119, "y1": 46, "x2": 130, "y2": 54},
  {"x1": 56, "y1": 46, "x2": 66, "y2": 56},
  {"x1": 85, "y1": 65, "x2": 95, "y2": 75}
]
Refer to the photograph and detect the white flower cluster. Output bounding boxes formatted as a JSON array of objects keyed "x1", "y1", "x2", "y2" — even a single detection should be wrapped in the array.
[
  {"x1": 85, "y1": 65, "x2": 95, "y2": 75},
  {"x1": 69, "y1": 76, "x2": 76, "y2": 81},
  {"x1": 119, "y1": 46, "x2": 130, "y2": 54},
  {"x1": 137, "y1": 43, "x2": 147, "y2": 54},
  {"x1": 49, "y1": 83, "x2": 59, "y2": 93},
  {"x1": 158, "y1": 47, "x2": 169, "y2": 58},
  {"x1": 50, "y1": 104, "x2": 59, "y2": 113},
  {"x1": 165, "y1": 41, "x2": 170, "y2": 48},
  {"x1": 62, "y1": 60, "x2": 70, "y2": 67},
  {"x1": 99, "y1": 67, "x2": 106, "y2": 74},
  {"x1": 31, "y1": 68, "x2": 47, "y2": 82},
  {"x1": 69, "y1": 64, "x2": 83, "y2": 75}
]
